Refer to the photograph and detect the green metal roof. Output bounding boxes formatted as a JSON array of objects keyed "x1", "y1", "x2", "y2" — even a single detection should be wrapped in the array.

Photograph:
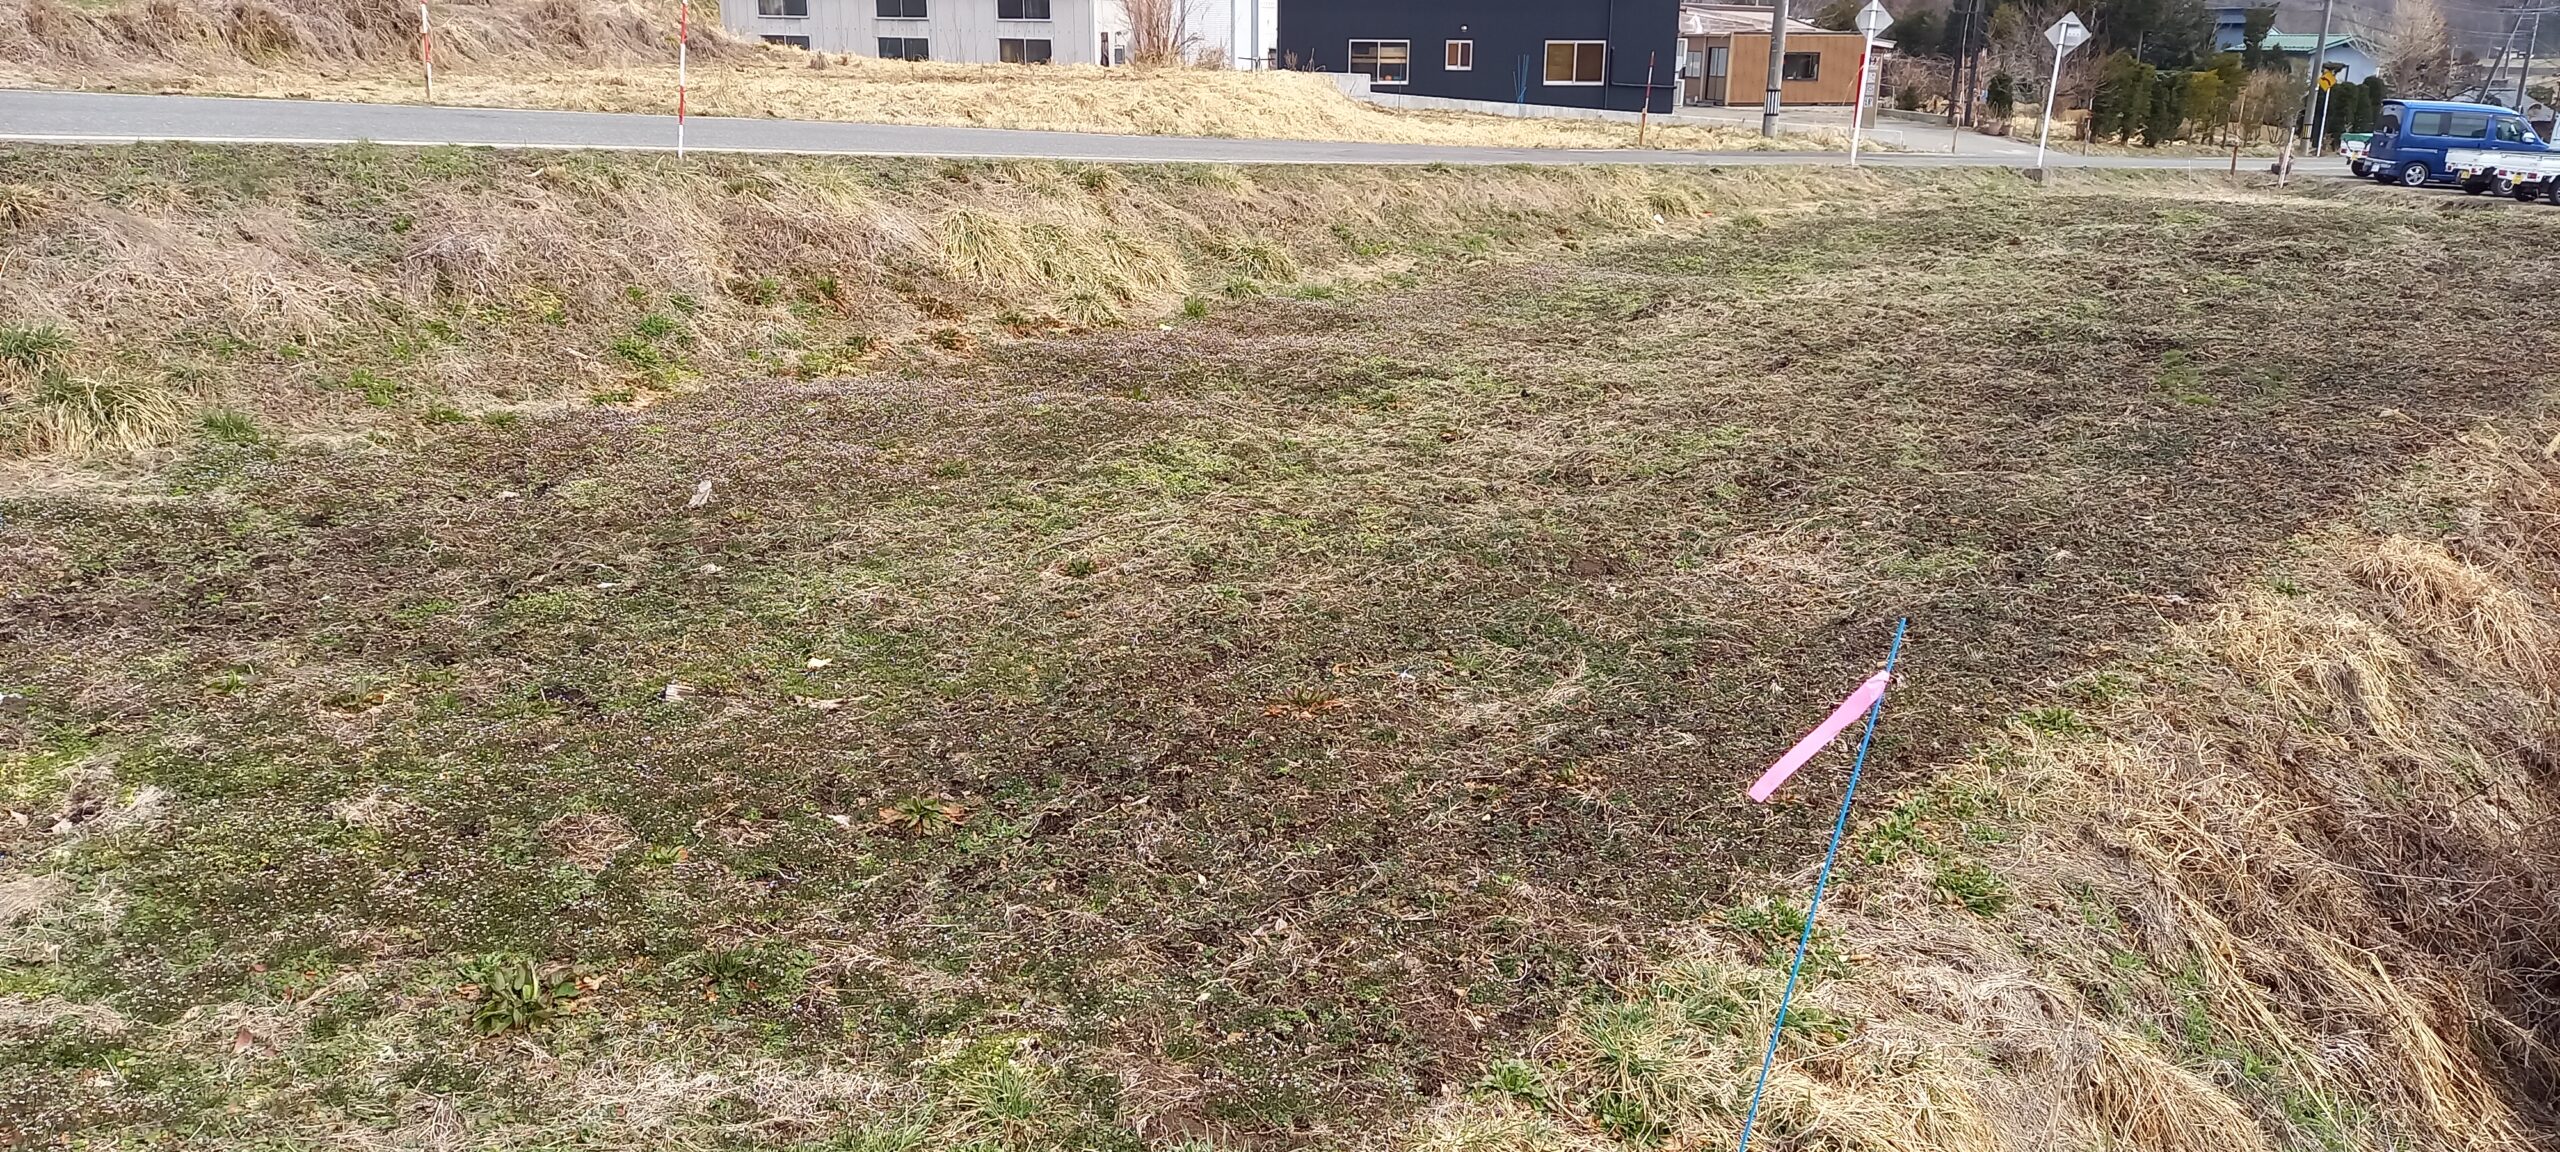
[{"x1": 2257, "y1": 32, "x2": 2374, "y2": 54}]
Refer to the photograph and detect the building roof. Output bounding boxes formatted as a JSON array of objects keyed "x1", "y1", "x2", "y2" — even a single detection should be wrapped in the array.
[
  {"x1": 2257, "y1": 32, "x2": 2378, "y2": 55},
  {"x1": 1681, "y1": 4, "x2": 1828, "y2": 36}
]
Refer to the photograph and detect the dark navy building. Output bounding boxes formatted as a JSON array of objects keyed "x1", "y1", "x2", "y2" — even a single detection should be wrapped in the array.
[{"x1": 1278, "y1": 0, "x2": 1681, "y2": 115}]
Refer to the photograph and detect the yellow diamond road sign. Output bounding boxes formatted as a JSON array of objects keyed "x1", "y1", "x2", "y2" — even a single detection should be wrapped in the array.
[{"x1": 2319, "y1": 71, "x2": 2336, "y2": 90}]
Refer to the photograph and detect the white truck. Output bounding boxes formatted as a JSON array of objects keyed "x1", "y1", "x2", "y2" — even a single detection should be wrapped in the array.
[{"x1": 2442, "y1": 147, "x2": 2560, "y2": 203}]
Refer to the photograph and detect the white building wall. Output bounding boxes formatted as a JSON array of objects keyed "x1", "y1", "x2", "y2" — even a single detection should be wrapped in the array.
[
  {"x1": 1090, "y1": 0, "x2": 1280, "y2": 67},
  {"x1": 715, "y1": 0, "x2": 1106, "y2": 65}
]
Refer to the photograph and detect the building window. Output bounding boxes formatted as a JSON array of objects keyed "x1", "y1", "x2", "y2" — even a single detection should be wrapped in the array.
[
  {"x1": 1544, "y1": 40, "x2": 1605, "y2": 85},
  {"x1": 878, "y1": 36, "x2": 930, "y2": 59},
  {"x1": 764, "y1": 34, "x2": 812, "y2": 47},
  {"x1": 1445, "y1": 39, "x2": 1474, "y2": 70},
  {"x1": 1782, "y1": 52, "x2": 1820, "y2": 81},
  {"x1": 876, "y1": 0, "x2": 926, "y2": 17},
  {"x1": 1000, "y1": 37, "x2": 1054, "y2": 63},
  {"x1": 997, "y1": 0, "x2": 1051, "y2": 18},
  {"x1": 758, "y1": 0, "x2": 808, "y2": 15},
  {"x1": 1349, "y1": 39, "x2": 1411, "y2": 84}
]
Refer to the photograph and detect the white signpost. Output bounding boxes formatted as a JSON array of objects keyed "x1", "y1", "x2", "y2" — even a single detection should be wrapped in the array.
[
  {"x1": 1849, "y1": 0, "x2": 1892, "y2": 167},
  {"x1": 2037, "y1": 12, "x2": 2089, "y2": 171}
]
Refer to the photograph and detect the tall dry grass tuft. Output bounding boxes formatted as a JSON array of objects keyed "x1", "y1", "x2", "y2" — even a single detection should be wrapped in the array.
[{"x1": 1422, "y1": 436, "x2": 2560, "y2": 1151}]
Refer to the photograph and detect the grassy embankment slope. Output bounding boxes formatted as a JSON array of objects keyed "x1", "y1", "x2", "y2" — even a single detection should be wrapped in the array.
[
  {"x1": 2, "y1": 148, "x2": 2557, "y2": 1151},
  {"x1": 0, "y1": 0, "x2": 1847, "y2": 151}
]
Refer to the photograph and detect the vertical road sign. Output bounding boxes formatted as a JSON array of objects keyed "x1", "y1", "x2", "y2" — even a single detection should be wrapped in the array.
[
  {"x1": 1849, "y1": 0, "x2": 1893, "y2": 167},
  {"x1": 2036, "y1": 12, "x2": 2090, "y2": 171}
]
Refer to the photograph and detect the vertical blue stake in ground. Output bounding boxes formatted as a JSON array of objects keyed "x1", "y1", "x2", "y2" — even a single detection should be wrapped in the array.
[{"x1": 1735, "y1": 618, "x2": 1908, "y2": 1152}]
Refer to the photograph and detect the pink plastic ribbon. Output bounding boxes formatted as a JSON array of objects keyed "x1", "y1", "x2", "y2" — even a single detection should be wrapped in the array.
[{"x1": 1747, "y1": 671, "x2": 1892, "y2": 803}]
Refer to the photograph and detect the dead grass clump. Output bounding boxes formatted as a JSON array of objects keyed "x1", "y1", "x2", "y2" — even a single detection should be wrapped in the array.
[
  {"x1": 1, "y1": 371, "x2": 193, "y2": 456},
  {"x1": 218, "y1": 0, "x2": 309, "y2": 64},
  {"x1": 97, "y1": 0, "x2": 220, "y2": 57},
  {"x1": 2088, "y1": 1030, "x2": 2272, "y2": 1152},
  {"x1": 2349, "y1": 534, "x2": 2556, "y2": 685},
  {"x1": 18, "y1": 0, "x2": 109, "y2": 61}
]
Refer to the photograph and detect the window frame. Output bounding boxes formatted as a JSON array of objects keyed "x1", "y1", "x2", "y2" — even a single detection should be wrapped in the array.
[
  {"x1": 1348, "y1": 38, "x2": 1412, "y2": 85},
  {"x1": 763, "y1": 34, "x2": 813, "y2": 47},
  {"x1": 758, "y1": 0, "x2": 809, "y2": 16},
  {"x1": 1444, "y1": 39, "x2": 1474, "y2": 70},
  {"x1": 877, "y1": 36, "x2": 931, "y2": 60},
  {"x1": 997, "y1": 0, "x2": 1052, "y2": 19},
  {"x1": 2408, "y1": 110, "x2": 2449, "y2": 136},
  {"x1": 1781, "y1": 51, "x2": 1821, "y2": 81},
  {"x1": 999, "y1": 37, "x2": 1055, "y2": 63},
  {"x1": 1543, "y1": 40, "x2": 1607, "y2": 85},
  {"x1": 2445, "y1": 112, "x2": 2490, "y2": 140},
  {"x1": 875, "y1": 0, "x2": 927, "y2": 19}
]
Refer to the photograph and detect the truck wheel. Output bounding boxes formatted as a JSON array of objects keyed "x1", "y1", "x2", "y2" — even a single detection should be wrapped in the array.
[
  {"x1": 2399, "y1": 161, "x2": 2430, "y2": 187},
  {"x1": 2491, "y1": 176, "x2": 2517, "y2": 196},
  {"x1": 2350, "y1": 159, "x2": 2370, "y2": 177},
  {"x1": 2462, "y1": 178, "x2": 2489, "y2": 195},
  {"x1": 2515, "y1": 181, "x2": 2541, "y2": 202}
]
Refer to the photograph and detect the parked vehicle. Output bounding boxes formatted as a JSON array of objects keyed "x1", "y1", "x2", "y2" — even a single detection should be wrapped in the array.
[
  {"x1": 2443, "y1": 146, "x2": 2560, "y2": 204},
  {"x1": 2363, "y1": 99, "x2": 2551, "y2": 191},
  {"x1": 2341, "y1": 132, "x2": 2372, "y2": 176}
]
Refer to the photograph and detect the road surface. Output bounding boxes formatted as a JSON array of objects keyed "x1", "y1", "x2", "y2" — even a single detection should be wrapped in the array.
[{"x1": 0, "y1": 89, "x2": 2248, "y2": 169}]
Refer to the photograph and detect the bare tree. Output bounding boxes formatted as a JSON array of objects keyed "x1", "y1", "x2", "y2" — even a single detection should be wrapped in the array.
[
  {"x1": 2385, "y1": 0, "x2": 2454, "y2": 97},
  {"x1": 1123, "y1": 0, "x2": 1205, "y2": 67}
]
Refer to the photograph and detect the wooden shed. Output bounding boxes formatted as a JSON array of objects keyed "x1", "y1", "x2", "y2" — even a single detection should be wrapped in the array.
[{"x1": 1681, "y1": 3, "x2": 1881, "y2": 107}]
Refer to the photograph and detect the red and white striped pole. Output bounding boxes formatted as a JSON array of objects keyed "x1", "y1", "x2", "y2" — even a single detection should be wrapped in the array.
[
  {"x1": 675, "y1": 0, "x2": 690, "y2": 158},
  {"x1": 419, "y1": 1, "x2": 434, "y2": 100}
]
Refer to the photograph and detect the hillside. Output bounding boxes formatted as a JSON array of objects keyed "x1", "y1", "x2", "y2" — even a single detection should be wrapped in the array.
[
  {"x1": 1, "y1": 148, "x2": 2556, "y2": 1151},
  {"x1": 0, "y1": 0, "x2": 1839, "y2": 151}
]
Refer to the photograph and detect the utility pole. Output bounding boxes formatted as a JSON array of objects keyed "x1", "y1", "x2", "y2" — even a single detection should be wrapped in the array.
[
  {"x1": 2304, "y1": 0, "x2": 2344, "y2": 160},
  {"x1": 1958, "y1": 0, "x2": 1982, "y2": 126},
  {"x1": 1763, "y1": 0, "x2": 1790, "y2": 136},
  {"x1": 2518, "y1": 9, "x2": 2543, "y2": 109}
]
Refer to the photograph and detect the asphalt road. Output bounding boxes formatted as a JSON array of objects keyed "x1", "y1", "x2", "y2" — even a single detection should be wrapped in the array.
[{"x1": 0, "y1": 89, "x2": 2246, "y2": 169}]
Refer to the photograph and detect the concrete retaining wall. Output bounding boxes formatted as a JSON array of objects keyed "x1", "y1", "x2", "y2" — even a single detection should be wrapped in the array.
[{"x1": 1321, "y1": 72, "x2": 1657, "y2": 124}]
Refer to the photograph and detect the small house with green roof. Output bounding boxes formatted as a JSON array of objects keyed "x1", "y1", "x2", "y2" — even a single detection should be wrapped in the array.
[{"x1": 2256, "y1": 30, "x2": 2383, "y2": 84}]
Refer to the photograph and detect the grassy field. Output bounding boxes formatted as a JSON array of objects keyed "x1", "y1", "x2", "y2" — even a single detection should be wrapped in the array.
[
  {"x1": 0, "y1": 0, "x2": 1845, "y2": 152},
  {"x1": 3, "y1": 156, "x2": 2559, "y2": 1151}
]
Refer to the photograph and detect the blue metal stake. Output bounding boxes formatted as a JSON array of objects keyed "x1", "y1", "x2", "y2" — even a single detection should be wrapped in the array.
[{"x1": 1736, "y1": 618, "x2": 1908, "y2": 1152}]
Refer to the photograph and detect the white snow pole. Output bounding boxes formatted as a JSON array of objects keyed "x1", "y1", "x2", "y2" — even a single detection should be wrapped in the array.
[
  {"x1": 419, "y1": 1, "x2": 434, "y2": 100},
  {"x1": 676, "y1": 0, "x2": 691, "y2": 158}
]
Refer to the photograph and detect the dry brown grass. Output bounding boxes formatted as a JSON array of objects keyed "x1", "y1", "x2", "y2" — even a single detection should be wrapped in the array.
[
  {"x1": 1418, "y1": 434, "x2": 2560, "y2": 1151},
  {"x1": 0, "y1": 145, "x2": 1878, "y2": 466},
  {"x1": 0, "y1": 0, "x2": 1845, "y2": 151}
]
